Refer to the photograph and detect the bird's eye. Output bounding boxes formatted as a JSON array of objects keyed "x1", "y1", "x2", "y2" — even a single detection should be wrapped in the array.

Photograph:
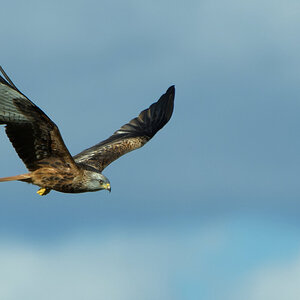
[{"x1": 99, "y1": 180, "x2": 104, "y2": 185}]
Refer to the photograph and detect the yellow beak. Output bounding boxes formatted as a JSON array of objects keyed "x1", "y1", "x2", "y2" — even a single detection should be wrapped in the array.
[{"x1": 106, "y1": 183, "x2": 111, "y2": 192}]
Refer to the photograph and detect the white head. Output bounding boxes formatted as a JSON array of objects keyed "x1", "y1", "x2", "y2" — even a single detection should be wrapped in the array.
[{"x1": 85, "y1": 171, "x2": 111, "y2": 192}]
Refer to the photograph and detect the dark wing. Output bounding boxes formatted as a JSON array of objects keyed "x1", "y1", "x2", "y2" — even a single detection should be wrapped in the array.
[
  {"x1": 0, "y1": 67, "x2": 78, "y2": 172},
  {"x1": 74, "y1": 86, "x2": 175, "y2": 172}
]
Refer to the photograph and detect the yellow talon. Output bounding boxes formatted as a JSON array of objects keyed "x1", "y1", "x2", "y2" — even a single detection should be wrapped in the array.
[{"x1": 37, "y1": 188, "x2": 50, "y2": 196}]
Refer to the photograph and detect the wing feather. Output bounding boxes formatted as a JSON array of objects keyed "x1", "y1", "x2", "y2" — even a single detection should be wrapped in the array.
[
  {"x1": 0, "y1": 67, "x2": 77, "y2": 172},
  {"x1": 74, "y1": 86, "x2": 175, "y2": 171}
]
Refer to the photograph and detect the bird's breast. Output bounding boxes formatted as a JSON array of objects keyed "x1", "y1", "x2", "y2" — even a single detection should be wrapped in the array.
[{"x1": 31, "y1": 167, "x2": 85, "y2": 193}]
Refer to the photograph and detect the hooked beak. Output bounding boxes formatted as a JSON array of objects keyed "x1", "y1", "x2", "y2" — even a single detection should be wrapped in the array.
[{"x1": 105, "y1": 183, "x2": 111, "y2": 193}]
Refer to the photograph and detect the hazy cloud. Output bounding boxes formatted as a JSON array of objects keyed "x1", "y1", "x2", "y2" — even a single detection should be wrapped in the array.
[
  {"x1": 235, "y1": 252, "x2": 300, "y2": 300},
  {"x1": 0, "y1": 224, "x2": 226, "y2": 300}
]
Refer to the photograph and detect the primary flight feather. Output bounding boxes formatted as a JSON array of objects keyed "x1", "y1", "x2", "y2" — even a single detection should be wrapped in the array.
[{"x1": 0, "y1": 67, "x2": 175, "y2": 196}]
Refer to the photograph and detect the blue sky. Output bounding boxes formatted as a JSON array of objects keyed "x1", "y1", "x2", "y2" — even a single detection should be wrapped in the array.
[{"x1": 1, "y1": 0, "x2": 300, "y2": 299}]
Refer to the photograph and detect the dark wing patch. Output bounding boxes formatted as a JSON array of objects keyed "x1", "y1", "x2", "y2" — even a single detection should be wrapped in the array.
[
  {"x1": 0, "y1": 67, "x2": 77, "y2": 172},
  {"x1": 74, "y1": 86, "x2": 175, "y2": 171}
]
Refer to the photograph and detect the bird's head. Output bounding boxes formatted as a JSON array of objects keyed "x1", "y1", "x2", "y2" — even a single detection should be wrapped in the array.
[{"x1": 85, "y1": 171, "x2": 111, "y2": 192}]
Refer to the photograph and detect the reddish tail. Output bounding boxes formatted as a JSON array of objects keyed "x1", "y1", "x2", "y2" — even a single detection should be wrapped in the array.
[{"x1": 0, "y1": 173, "x2": 32, "y2": 182}]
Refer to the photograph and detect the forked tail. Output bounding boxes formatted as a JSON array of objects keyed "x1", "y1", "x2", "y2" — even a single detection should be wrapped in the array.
[{"x1": 0, "y1": 173, "x2": 32, "y2": 182}]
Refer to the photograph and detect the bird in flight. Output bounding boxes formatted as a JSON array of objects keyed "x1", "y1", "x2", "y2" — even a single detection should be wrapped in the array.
[{"x1": 0, "y1": 67, "x2": 175, "y2": 196}]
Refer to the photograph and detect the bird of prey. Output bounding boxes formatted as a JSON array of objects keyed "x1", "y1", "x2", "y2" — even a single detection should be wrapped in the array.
[{"x1": 0, "y1": 67, "x2": 175, "y2": 196}]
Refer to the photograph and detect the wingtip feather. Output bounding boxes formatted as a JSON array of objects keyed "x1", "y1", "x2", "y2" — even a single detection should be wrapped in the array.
[{"x1": 166, "y1": 85, "x2": 175, "y2": 95}]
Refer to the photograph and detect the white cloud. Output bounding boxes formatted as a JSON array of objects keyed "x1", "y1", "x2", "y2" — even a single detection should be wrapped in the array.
[
  {"x1": 0, "y1": 225, "x2": 226, "y2": 300},
  {"x1": 234, "y1": 252, "x2": 300, "y2": 300}
]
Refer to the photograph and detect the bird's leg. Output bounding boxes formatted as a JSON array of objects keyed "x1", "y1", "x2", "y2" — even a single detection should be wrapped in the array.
[{"x1": 37, "y1": 187, "x2": 51, "y2": 196}]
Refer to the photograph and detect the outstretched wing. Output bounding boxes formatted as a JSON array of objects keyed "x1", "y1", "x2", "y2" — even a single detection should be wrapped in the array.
[
  {"x1": 74, "y1": 86, "x2": 175, "y2": 172},
  {"x1": 0, "y1": 67, "x2": 77, "y2": 172}
]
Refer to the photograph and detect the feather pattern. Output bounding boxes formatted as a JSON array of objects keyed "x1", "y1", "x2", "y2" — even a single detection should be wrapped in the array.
[
  {"x1": 0, "y1": 67, "x2": 77, "y2": 172},
  {"x1": 74, "y1": 86, "x2": 175, "y2": 171}
]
